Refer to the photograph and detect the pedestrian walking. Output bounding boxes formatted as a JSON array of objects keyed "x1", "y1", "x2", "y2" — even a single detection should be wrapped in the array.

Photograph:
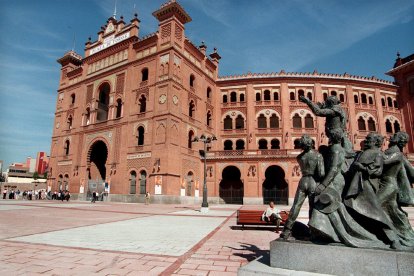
[{"x1": 145, "y1": 192, "x2": 150, "y2": 205}]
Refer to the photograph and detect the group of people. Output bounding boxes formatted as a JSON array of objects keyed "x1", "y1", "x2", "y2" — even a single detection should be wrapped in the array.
[
  {"x1": 278, "y1": 95, "x2": 414, "y2": 250},
  {"x1": 50, "y1": 190, "x2": 71, "y2": 201},
  {"x1": 2, "y1": 189, "x2": 49, "y2": 200}
]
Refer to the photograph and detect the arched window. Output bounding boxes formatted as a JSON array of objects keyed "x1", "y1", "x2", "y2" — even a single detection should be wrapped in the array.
[
  {"x1": 292, "y1": 114, "x2": 302, "y2": 128},
  {"x1": 331, "y1": 90, "x2": 337, "y2": 96},
  {"x1": 304, "y1": 114, "x2": 314, "y2": 128},
  {"x1": 354, "y1": 95, "x2": 359, "y2": 103},
  {"x1": 223, "y1": 94, "x2": 228, "y2": 103},
  {"x1": 137, "y1": 126, "x2": 145, "y2": 146},
  {"x1": 141, "y1": 68, "x2": 149, "y2": 82},
  {"x1": 257, "y1": 114, "x2": 267, "y2": 128},
  {"x1": 115, "y1": 99, "x2": 122, "y2": 118},
  {"x1": 139, "y1": 171, "x2": 147, "y2": 194},
  {"x1": 256, "y1": 93, "x2": 261, "y2": 101},
  {"x1": 307, "y1": 92, "x2": 313, "y2": 101},
  {"x1": 206, "y1": 111, "x2": 212, "y2": 126},
  {"x1": 85, "y1": 108, "x2": 90, "y2": 125},
  {"x1": 339, "y1": 94, "x2": 345, "y2": 102},
  {"x1": 290, "y1": 92, "x2": 296, "y2": 100},
  {"x1": 236, "y1": 139, "x2": 245, "y2": 150},
  {"x1": 71, "y1": 93, "x2": 75, "y2": 104},
  {"x1": 240, "y1": 93, "x2": 245, "y2": 102},
  {"x1": 270, "y1": 114, "x2": 279, "y2": 128},
  {"x1": 367, "y1": 118, "x2": 376, "y2": 131},
  {"x1": 139, "y1": 95, "x2": 146, "y2": 113},
  {"x1": 67, "y1": 116, "x2": 73, "y2": 129},
  {"x1": 298, "y1": 90, "x2": 305, "y2": 97},
  {"x1": 393, "y1": 100, "x2": 398, "y2": 108},
  {"x1": 294, "y1": 139, "x2": 301, "y2": 149},
  {"x1": 323, "y1": 93, "x2": 328, "y2": 101},
  {"x1": 224, "y1": 140, "x2": 233, "y2": 150},
  {"x1": 273, "y1": 92, "x2": 279, "y2": 101},
  {"x1": 271, "y1": 139, "x2": 280, "y2": 149},
  {"x1": 358, "y1": 117, "x2": 366, "y2": 131},
  {"x1": 224, "y1": 115, "x2": 232, "y2": 130},
  {"x1": 394, "y1": 121, "x2": 401, "y2": 133},
  {"x1": 361, "y1": 94, "x2": 367, "y2": 104},
  {"x1": 368, "y1": 97, "x2": 374, "y2": 105},
  {"x1": 381, "y1": 98, "x2": 386, "y2": 107},
  {"x1": 189, "y1": 100, "x2": 195, "y2": 118},
  {"x1": 97, "y1": 83, "x2": 110, "y2": 122},
  {"x1": 207, "y1": 87, "x2": 212, "y2": 99},
  {"x1": 130, "y1": 171, "x2": 137, "y2": 194},
  {"x1": 387, "y1": 97, "x2": 393, "y2": 107},
  {"x1": 190, "y1": 74, "x2": 195, "y2": 87},
  {"x1": 235, "y1": 115, "x2": 244, "y2": 129},
  {"x1": 258, "y1": 139, "x2": 268, "y2": 149},
  {"x1": 385, "y1": 119, "x2": 392, "y2": 133},
  {"x1": 230, "y1": 91, "x2": 237, "y2": 102},
  {"x1": 188, "y1": 130, "x2": 194, "y2": 148},
  {"x1": 264, "y1": 90, "x2": 271, "y2": 101},
  {"x1": 64, "y1": 140, "x2": 70, "y2": 155}
]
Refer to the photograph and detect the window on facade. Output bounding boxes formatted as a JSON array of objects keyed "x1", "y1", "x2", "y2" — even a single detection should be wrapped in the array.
[
  {"x1": 393, "y1": 100, "x2": 398, "y2": 108},
  {"x1": 236, "y1": 139, "x2": 245, "y2": 150},
  {"x1": 230, "y1": 91, "x2": 237, "y2": 102},
  {"x1": 139, "y1": 95, "x2": 146, "y2": 113},
  {"x1": 207, "y1": 87, "x2": 212, "y2": 99},
  {"x1": 115, "y1": 99, "x2": 122, "y2": 118},
  {"x1": 188, "y1": 130, "x2": 194, "y2": 148},
  {"x1": 290, "y1": 92, "x2": 296, "y2": 101},
  {"x1": 85, "y1": 108, "x2": 90, "y2": 125},
  {"x1": 361, "y1": 94, "x2": 367, "y2": 104},
  {"x1": 139, "y1": 171, "x2": 147, "y2": 194},
  {"x1": 304, "y1": 114, "x2": 314, "y2": 128},
  {"x1": 331, "y1": 90, "x2": 337, "y2": 96},
  {"x1": 293, "y1": 114, "x2": 302, "y2": 128},
  {"x1": 368, "y1": 97, "x2": 374, "y2": 105},
  {"x1": 298, "y1": 90, "x2": 305, "y2": 97},
  {"x1": 358, "y1": 117, "x2": 366, "y2": 131},
  {"x1": 270, "y1": 114, "x2": 279, "y2": 128},
  {"x1": 235, "y1": 115, "x2": 244, "y2": 129},
  {"x1": 256, "y1": 93, "x2": 261, "y2": 101},
  {"x1": 257, "y1": 114, "x2": 267, "y2": 128},
  {"x1": 71, "y1": 94, "x2": 75, "y2": 104},
  {"x1": 224, "y1": 140, "x2": 233, "y2": 150},
  {"x1": 258, "y1": 139, "x2": 268, "y2": 149},
  {"x1": 394, "y1": 121, "x2": 401, "y2": 133},
  {"x1": 190, "y1": 74, "x2": 195, "y2": 87},
  {"x1": 387, "y1": 97, "x2": 393, "y2": 107},
  {"x1": 141, "y1": 68, "x2": 149, "y2": 82},
  {"x1": 307, "y1": 92, "x2": 313, "y2": 101},
  {"x1": 97, "y1": 83, "x2": 110, "y2": 122},
  {"x1": 354, "y1": 95, "x2": 359, "y2": 104},
  {"x1": 294, "y1": 139, "x2": 301, "y2": 149},
  {"x1": 339, "y1": 94, "x2": 345, "y2": 102},
  {"x1": 323, "y1": 93, "x2": 328, "y2": 101},
  {"x1": 223, "y1": 95, "x2": 228, "y2": 103},
  {"x1": 264, "y1": 90, "x2": 271, "y2": 101},
  {"x1": 189, "y1": 101, "x2": 195, "y2": 118},
  {"x1": 224, "y1": 115, "x2": 232, "y2": 129},
  {"x1": 240, "y1": 94, "x2": 245, "y2": 102},
  {"x1": 67, "y1": 116, "x2": 73, "y2": 129},
  {"x1": 271, "y1": 139, "x2": 280, "y2": 149},
  {"x1": 386, "y1": 119, "x2": 392, "y2": 133},
  {"x1": 130, "y1": 171, "x2": 137, "y2": 194},
  {"x1": 64, "y1": 140, "x2": 70, "y2": 155},
  {"x1": 367, "y1": 118, "x2": 376, "y2": 131},
  {"x1": 381, "y1": 98, "x2": 386, "y2": 107},
  {"x1": 137, "y1": 126, "x2": 145, "y2": 146},
  {"x1": 206, "y1": 111, "x2": 212, "y2": 127},
  {"x1": 273, "y1": 92, "x2": 279, "y2": 101}
]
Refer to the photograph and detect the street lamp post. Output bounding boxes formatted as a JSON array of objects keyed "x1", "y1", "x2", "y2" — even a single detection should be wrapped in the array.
[{"x1": 192, "y1": 134, "x2": 217, "y2": 213}]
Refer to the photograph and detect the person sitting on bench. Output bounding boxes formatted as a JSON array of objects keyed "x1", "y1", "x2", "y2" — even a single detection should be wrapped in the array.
[{"x1": 262, "y1": 201, "x2": 282, "y2": 232}]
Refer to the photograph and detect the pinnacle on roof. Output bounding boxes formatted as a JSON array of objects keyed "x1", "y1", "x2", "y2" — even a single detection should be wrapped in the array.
[{"x1": 152, "y1": 0, "x2": 192, "y2": 24}]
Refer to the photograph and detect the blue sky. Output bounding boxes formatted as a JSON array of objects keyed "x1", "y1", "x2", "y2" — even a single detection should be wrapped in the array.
[{"x1": 0, "y1": 0, "x2": 413, "y2": 168}]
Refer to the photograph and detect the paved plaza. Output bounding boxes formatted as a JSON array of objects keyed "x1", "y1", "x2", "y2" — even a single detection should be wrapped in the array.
[{"x1": 0, "y1": 199, "x2": 413, "y2": 275}]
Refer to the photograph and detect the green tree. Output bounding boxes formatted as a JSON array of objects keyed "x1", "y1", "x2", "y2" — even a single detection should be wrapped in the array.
[{"x1": 33, "y1": 171, "x2": 39, "y2": 180}]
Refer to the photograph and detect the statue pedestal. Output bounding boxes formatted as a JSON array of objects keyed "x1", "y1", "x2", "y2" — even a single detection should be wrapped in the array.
[{"x1": 238, "y1": 239, "x2": 414, "y2": 276}]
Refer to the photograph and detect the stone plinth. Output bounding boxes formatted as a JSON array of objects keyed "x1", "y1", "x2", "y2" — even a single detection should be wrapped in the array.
[{"x1": 270, "y1": 239, "x2": 414, "y2": 276}]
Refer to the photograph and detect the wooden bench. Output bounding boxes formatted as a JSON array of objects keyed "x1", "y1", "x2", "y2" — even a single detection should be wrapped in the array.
[{"x1": 236, "y1": 209, "x2": 289, "y2": 229}]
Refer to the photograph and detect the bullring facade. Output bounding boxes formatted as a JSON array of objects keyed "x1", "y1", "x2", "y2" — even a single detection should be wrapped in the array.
[{"x1": 47, "y1": 1, "x2": 411, "y2": 204}]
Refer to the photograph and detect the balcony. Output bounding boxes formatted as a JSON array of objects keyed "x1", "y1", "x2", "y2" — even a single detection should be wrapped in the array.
[{"x1": 206, "y1": 149, "x2": 295, "y2": 160}]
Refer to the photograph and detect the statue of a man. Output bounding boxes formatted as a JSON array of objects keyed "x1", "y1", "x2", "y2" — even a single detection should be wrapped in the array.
[{"x1": 281, "y1": 135, "x2": 325, "y2": 240}]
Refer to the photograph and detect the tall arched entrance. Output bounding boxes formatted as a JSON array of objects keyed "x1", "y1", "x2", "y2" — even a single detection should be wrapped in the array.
[
  {"x1": 87, "y1": 140, "x2": 108, "y2": 199},
  {"x1": 219, "y1": 166, "x2": 243, "y2": 204},
  {"x1": 262, "y1": 165, "x2": 288, "y2": 205}
]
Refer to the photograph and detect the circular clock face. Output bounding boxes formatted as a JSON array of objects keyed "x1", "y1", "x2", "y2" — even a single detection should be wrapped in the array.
[
  {"x1": 159, "y1": 94, "x2": 167, "y2": 104},
  {"x1": 173, "y1": 95, "x2": 179, "y2": 105}
]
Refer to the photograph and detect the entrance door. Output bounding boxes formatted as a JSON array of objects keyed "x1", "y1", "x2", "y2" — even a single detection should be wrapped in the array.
[
  {"x1": 219, "y1": 166, "x2": 243, "y2": 204},
  {"x1": 262, "y1": 165, "x2": 288, "y2": 205},
  {"x1": 87, "y1": 140, "x2": 108, "y2": 200}
]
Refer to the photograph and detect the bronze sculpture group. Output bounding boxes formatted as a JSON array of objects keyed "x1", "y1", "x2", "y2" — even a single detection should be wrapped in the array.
[{"x1": 280, "y1": 95, "x2": 414, "y2": 251}]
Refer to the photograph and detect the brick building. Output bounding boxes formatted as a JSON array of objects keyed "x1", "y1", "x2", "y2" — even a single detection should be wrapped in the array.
[{"x1": 48, "y1": 1, "x2": 413, "y2": 204}]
